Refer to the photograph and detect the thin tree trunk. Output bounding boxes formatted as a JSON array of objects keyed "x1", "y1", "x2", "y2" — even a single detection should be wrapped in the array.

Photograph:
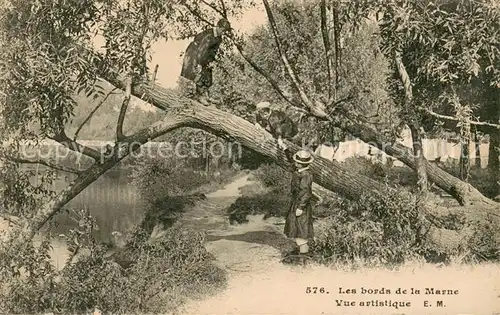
[
  {"x1": 9, "y1": 114, "x2": 185, "y2": 247},
  {"x1": 336, "y1": 112, "x2": 495, "y2": 206},
  {"x1": 488, "y1": 129, "x2": 500, "y2": 197},
  {"x1": 394, "y1": 50, "x2": 428, "y2": 195},
  {"x1": 473, "y1": 125, "x2": 482, "y2": 168},
  {"x1": 118, "y1": 74, "x2": 498, "y2": 212},
  {"x1": 409, "y1": 124, "x2": 428, "y2": 193},
  {"x1": 460, "y1": 134, "x2": 471, "y2": 182}
]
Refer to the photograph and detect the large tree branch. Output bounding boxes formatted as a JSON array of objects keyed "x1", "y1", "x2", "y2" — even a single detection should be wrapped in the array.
[
  {"x1": 2, "y1": 154, "x2": 82, "y2": 174},
  {"x1": 73, "y1": 88, "x2": 118, "y2": 141},
  {"x1": 421, "y1": 107, "x2": 500, "y2": 129},
  {"x1": 262, "y1": 0, "x2": 326, "y2": 116},
  {"x1": 394, "y1": 51, "x2": 413, "y2": 101},
  {"x1": 320, "y1": 0, "x2": 335, "y2": 102},
  {"x1": 152, "y1": 64, "x2": 159, "y2": 82},
  {"x1": 50, "y1": 131, "x2": 103, "y2": 161},
  {"x1": 95, "y1": 67, "x2": 386, "y2": 201}
]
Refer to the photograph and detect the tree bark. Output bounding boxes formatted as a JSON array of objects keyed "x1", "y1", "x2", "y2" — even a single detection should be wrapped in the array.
[
  {"x1": 488, "y1": 129, "x2": 499, "y2": 198},
  {"x1": 473, "y1": 125, "x2": 482, "y2": 169},
  {"x1": 409, "y1": 123, "x2": 428, "y2": 193},
  {"x1": 460, "y1": 134, "x2": 471, "y2": 182}
]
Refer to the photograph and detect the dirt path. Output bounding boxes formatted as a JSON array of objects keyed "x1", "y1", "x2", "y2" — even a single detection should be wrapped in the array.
[
  {"x1": 178, "y1": 174, "x2": 290, "y2": 273},
  {"x1": 175, "y1": 174, "x2": 303, "y2": 314},
  {"x1": 172, "y1": 174, "x2": 500, "y2": 315}
]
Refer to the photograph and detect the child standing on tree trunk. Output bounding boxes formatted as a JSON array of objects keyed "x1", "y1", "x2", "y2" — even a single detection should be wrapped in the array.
[
  {"x1": 277, "y1": 138, "x2": 315, "y2": 266},
  {"x1": 180, "y1": 18, "x2": 231, "y2": 105}
]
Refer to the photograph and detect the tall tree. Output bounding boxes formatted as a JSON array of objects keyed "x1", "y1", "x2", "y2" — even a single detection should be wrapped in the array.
[{"x1": 373, "y1": 0, "x2": 500, "y2": 190}]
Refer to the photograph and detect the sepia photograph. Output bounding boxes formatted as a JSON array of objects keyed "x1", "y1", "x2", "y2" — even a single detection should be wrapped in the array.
[{"x1": 0, "y1": 0, "x2": 499, "y2": 314}]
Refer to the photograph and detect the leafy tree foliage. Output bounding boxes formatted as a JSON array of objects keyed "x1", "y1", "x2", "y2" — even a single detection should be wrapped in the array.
[{"x1": 210, "y1": 0, "x2": 398, "y2": 144}]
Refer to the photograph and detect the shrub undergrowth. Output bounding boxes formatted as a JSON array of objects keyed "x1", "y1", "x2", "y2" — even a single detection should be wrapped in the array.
[
  {"x1": 230, "y1": 159, "x2": 499, "y2": 267},
  {"x1": 0, "y1": 218, "x2": 226, "y2": 314},
  {"x1": 0, "y1": 156, "x2": 236, "y2": 314},
  {"x1": 309, "y1": 187, "x2": 426, "y2": 267}
]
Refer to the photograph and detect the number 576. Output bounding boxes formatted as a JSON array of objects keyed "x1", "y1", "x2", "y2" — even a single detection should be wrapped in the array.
[{"x1": 306, "y1": 287, "x2": 326, "y2": 294}]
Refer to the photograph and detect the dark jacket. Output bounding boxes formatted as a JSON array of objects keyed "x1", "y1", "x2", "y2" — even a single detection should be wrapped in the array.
[
  {"x1": 282, "y1": 148, "x2": 314, "y2": 240},
  {"x1": 181, "y1": 28, "x2": 223, "y2": 81},
  {"x1": 256, "y1": 110, "x2": 299, "y2": 140}
]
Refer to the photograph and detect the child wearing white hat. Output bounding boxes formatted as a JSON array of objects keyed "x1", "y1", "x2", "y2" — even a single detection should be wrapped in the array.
[{"x1": 277, "y1": 138, "x2": 315, "y2": 265}]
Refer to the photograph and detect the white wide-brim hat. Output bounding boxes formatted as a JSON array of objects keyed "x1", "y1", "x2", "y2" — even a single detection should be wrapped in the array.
[
  {"x1": 293, "y1": 150, "x2": 314, "y2": 164},
  {"x1": 256, "y1": 101, "x2": 271, "y2": 110}
]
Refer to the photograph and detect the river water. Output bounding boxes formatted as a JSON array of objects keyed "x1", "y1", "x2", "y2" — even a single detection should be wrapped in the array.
[{"x1": 34, "y1": 167, "x2": 144, "y2": 245}]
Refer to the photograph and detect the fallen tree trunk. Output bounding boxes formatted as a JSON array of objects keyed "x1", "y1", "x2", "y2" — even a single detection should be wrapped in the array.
[{"x1": 335, "y1": 109, "x2": 496, "y2": 207}]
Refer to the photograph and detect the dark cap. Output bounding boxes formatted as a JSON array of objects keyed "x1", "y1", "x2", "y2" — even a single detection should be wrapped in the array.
[{"x1": 217, "y1": 18, "x2": 231, "y2": 32}]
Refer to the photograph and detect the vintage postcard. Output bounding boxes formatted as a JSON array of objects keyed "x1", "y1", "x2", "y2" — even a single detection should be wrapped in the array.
[{"x1": 0, "y1": 0, "x2": 499, "y2": 314}]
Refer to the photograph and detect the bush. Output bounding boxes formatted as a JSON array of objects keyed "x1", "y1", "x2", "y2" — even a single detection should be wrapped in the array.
[
  {"x1": 252, "y1": 162, "x2": 290, "y2": 193},
  {"x1": 310, "y1": 186, "x2": 427, "y2": 267},
  {"x1": 341, "y1": 157, "x2": 418, "y2": 188},
  {"x1": 131, "y1": 157, "x2": 209, "y2": 204},
  {"x1": 0, "y1": 211, "x2": 226, "y2": 314},
  {"x1": 227, "y1": 192, "x2": 290, "y2": 224},
  {"x1": 437, "y1": 162, "x2": 498, "y2": 198}
]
